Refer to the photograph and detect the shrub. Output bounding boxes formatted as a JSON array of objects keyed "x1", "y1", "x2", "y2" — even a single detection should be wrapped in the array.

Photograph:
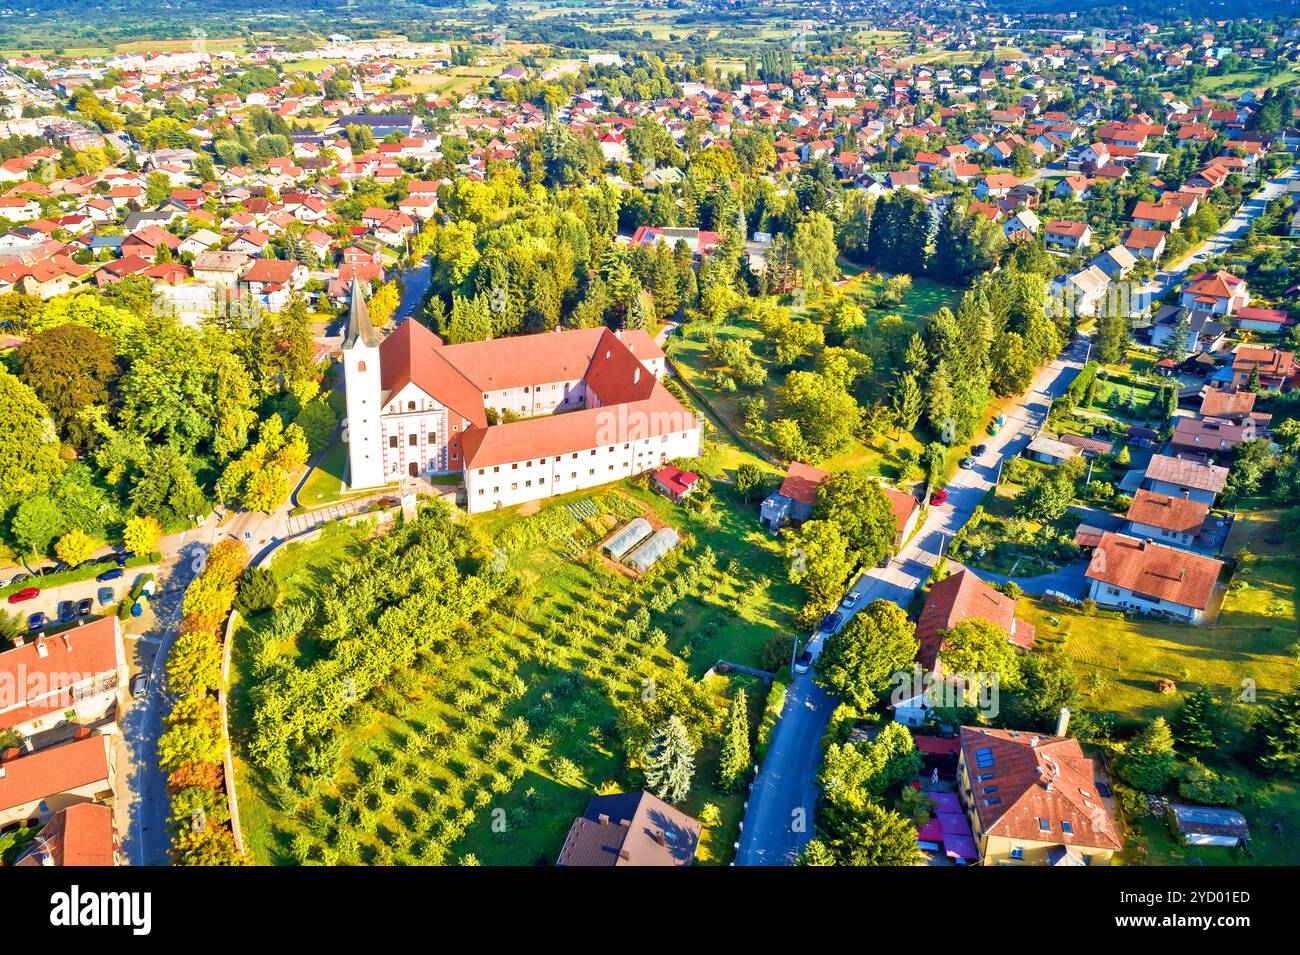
[{"x1": 234, "y1": 566, "x2": 280, "y2": 616}]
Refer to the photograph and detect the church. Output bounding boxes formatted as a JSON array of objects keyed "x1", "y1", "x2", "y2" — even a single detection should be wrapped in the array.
[{"x1": 342, "y1": 280, "x2": 702, "y2": 513}]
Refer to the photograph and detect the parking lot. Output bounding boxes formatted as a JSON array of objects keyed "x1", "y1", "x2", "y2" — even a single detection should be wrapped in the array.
[{"x1": 4, "y1": 562, "x2": 159, "y2": 634}]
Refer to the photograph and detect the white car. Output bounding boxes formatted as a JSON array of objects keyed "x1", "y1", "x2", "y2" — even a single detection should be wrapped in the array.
[{"x1": 841, "y1": 592, "x2": 860, "y2": 610}]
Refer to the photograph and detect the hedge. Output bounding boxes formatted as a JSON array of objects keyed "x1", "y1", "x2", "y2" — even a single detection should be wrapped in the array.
[{"x1": 0, "y1": 553, "x2": 160, "y2": 599}]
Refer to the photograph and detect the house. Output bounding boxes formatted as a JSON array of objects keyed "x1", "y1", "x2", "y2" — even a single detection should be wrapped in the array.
[
  {"x1": 1044, "y1": 219, "x2": 1092, "y2": 252},
  {"x1": 881, "y1": 485, "x2": 920, "y2": 547},
  {"x1": 1199, "y1": 386, "x2": 1265, "y2": 427},
  {"x1": 1053, "y1": 266, "x2": 1109, "y2": 317},
  {"x1": 760, "y1": 461, "x2": 830, "y2": 532},
  {"x1": 0, "y1": 733, "x2": 115, "y2": 829},
  {"x1": 1122, "y1": 227, "x2": 1166, "y2": 261},
  {"x1": 1232, "y1": 306, "x2": 1293, "y2": 334},
  {"x1": 1003, "y1": 209, "x2": 1041, "y2": 240},
  {"x1": 651, "y1": 465, "x2": 699, "y2": 504},
  {"x1": 1148, "y1": 306, "x2": 1227, "y2": 353},
  {"x1": 1091, "y1": 245, "x2": 1137, "y2": 279},
  {"x1": 1024, "y1": 435, "x2": 1082, "y2": 466},
  {"x1": 1124, "y1": 489, "x2": 1210, "y2": 549},
  {"x1": 1231, "y1": 346, "x2": 1296, "y2": 391},
  {"x1": 0, "y1": 617, "x2": 128, "y2": 743},
  {"x1": 343, "y1": 283, "x2": 697, "y2": 510},
  {"x1": 893, "y1": 569, "x2": 1035, "y2": 727},
  {"x1": 1131, "y1": 200, "x2": 1183, "y2": 231},
  {"x1": 1180, "y1": 270, "x2": 1249, "y2": 316},
  {"x1": 240, "y1": 257, "x2": 306, "y2": 297},
  {"x1": 1167, "y1": 804, "x2": 1249, "y2": 849},
  {"x1": 1085, "y1": 532, "x2": 1223, "y2": 622},
  {"x1": 1143, "y1": 455, "x2": 1229, "y2": 505},
  {"x1": 1171, "y1": 417, "x2": 1246, "y2": 457},
  {"x1": 192, "y1": 250, "x2": 250, "y2": 288},
  {"x1": 556, "y1": 791, "x2": 700, "y2": 866},
  {"x1": 957, "y1": 724, "x2": 1121, "y2": 866},
  {"x1": 13, "y1": 802, "x2": 116, "y2": 866}
]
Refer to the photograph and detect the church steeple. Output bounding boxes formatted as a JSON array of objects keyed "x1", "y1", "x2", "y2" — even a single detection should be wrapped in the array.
[{"x1": 343, "y1": 276, "x2": 379, "y2": 348}]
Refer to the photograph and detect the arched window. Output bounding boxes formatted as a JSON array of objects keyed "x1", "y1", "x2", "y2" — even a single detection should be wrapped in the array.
[{"x1": 407, "y1": 400, "x2": 416, "y2": 411}]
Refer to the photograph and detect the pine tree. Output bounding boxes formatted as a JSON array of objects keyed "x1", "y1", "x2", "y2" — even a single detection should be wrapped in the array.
[
  {"x1": 893, "y1": 371, "x2": 923, "y2": 435},
  {"x1": 643, "y1": 716, "x2": 696, "y2": 804},
  {"x1": 1117, "y1": 716, "x2": 1177, "y2": 793},
  {"x1": 717, "y1": 689, "x2": 751, "y2": 793},
  {"x1": 1175, "y1": 688, "x2": 1217, "y2": 751}
]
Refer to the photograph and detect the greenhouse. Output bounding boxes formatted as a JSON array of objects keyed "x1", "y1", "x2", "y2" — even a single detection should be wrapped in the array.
[
  {"x1": 624, "y1": 527, "x2": 681, "y2": 573},
  {"x1": 599, "y1": 517, "x2": 653, "y2": 559}
]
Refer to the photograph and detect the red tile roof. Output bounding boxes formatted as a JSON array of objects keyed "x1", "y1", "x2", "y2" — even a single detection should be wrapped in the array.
[
  {"x1": 0, "y1": 734, "x2": 111, "y2": 813},
  {"x1": 15, "y1": 803, "x2": 114, "y2": 866},
  {"x1": 1085, "y1": 532, "x2": 1222, "y2": 610},
  {"x1": 0, "y1": 618, "x2": 121, "y2": 733},
  {"x1": 777, "y1": 461, "x2": 830, "y2": 507},
  {"x1": 915, "y1": 569, "x2": 1035, "y2": 670},
  {"x1": 1124, "y1": 489, "x2": 1209, "y2": 535}
]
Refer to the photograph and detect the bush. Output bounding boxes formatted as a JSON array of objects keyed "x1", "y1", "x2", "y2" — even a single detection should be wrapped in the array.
[
  {"x1": 1177, "y1": 759, "x2": 1242, "y2": 806},
  {"x1": 234, "y1": 566, "x2": 280, "y2": 616}
]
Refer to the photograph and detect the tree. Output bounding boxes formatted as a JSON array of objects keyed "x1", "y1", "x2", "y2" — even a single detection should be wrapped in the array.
[
  {"x1": 822, "y1": 799, "x2": 925, "y2": 866},
  {"x1": 9, "y1": 495, "x2": 64, "y2": 557},
  {"x1": 1160, "y1": 312, "x2": 1192, "y2": 363},
  {"x1": 1255, "y1": 685, "x2": 1300, "y2": 776},
  {"x1": 234, "y1": 567, "x2": 280, "y2": 616},
  {"x1": 717, "y1": 689, "x2": 751, "y2": 793},
  {"x1": 131, "y1": 447, "x2": 207, "y2": 528},
  {"x1": 892, "y1": 372, "x2": 923, "y2": 434},
  {"x1": 13, "y1": 324, "x2": 119, "y2": 450},
  {"x1": 123, "y1": 515, "x2": 162, "y2": 556},
  {"x1": 814, "y1": 600, "x2": 918, "y2": 709},
  {"x1": 1117, "y1": 717, "x2": 1177, "y2": 792},
  {"x1": 812, "y1": 471, "x2": 899, "y2": 570},
  {"x1": 938, "y1": 618, "x2": 1023, "y2": 691},
  {"x1": 643, "y1": 716, "x2": 696, "y2": 804},
  {"x1": 0, "y1": 368, "x2": 64, "y2": 506},
  {"x1": 54, "y1": 529, "x2": 98, "y2": 568},
  {"x1": 1174, "y1": 687, "x2": 1218, "y2": 751},
  {"x1": 734, "y1": 463, "x2": 768, "y2": 503},
  {"x1": 791, "y1": 212, "x2": 840, "y2": 288}
]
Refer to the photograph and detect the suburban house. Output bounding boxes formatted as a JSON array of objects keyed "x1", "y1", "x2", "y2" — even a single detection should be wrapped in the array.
[
  {"x1": 0, "y1": 733, "x2": 115, "y2": 830},
  {"x1": 881, "y1": 485, "x2": 921, "y2": 547},
  {"x1": 1231, "y1": 346, "x2": 1296, "y2": 392},
  {"x1": 957, "y1": 724, "x2": 1121, "y2": 866},
  {"x1": 555, "y1": 791, "x2": 700, "y2": 866},
  {"x1": 1199, "y1": 386, "x2": 1268, "y2": 429},
  {"x1": 1023, "y1": 434, "x2": 1082, "y2": 466},
  {"x1": 893, "y1": 569, "x2": 1035, "y2": 727},
  {"x1": 760, "y1": 461, "x2": 830, "y2": 532},
  {"x1": 13, "y1": 802, "x2": 116, "y2": 866},
  {"x1": 1232, "y1": 306, "x2": 1293, "y2": 334},
  {"x1": 1122, "y1": 226, "x2": 1167, "y2": 260},
  {"x1": 1124, "y1": 488, "x2": 1210, "y2": 549},
  {"x1": 342, "y1": 282, "x2": 699, "y2": 511},
  {"x1": 0, "y1": 617, "x2": 127, "y2": 745},
  {"x1": 1085, "y1": 532, "x2": 1223, "y2": 622},
  {"x1": 192, "y1": 250, "x2": 250, "y2": 287},
  {"x1": 650, "y1": 465, "x2": 699, "y2": 504},
  {"x1": 1179, "y1": 270, "x2": 1249, "y2": 316},
  {"x1": 1148, "y1": 306, "x2": 1227, "y2": 353},
  {"x1": 1044, "y1": 219, "x2": 1091, "y2": 252},
  {"x1": 1143, "y1": 455, "x2": 1229, "y2": 505},
  {"x1": 1170, "y1": 416, "x2": 1246, "y2": 457}
]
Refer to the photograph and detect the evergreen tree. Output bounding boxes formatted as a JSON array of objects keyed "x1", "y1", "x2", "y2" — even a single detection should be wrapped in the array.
[
  {"x1": 717, "y1": 689, "x2": 751, "y2": 793},
  {"x1": 1117, "y1": 717, "x2": 1177, "y2": 793},
  {"x1": 1255, "y1": 685, "x2": 1300, "y2": 776},
  {"x1": 643, "y1": 716, "x2": 696, "y2": 804},
  {"x1": 1175, "y1": 688, "x2": 1217, "y2": 751}
]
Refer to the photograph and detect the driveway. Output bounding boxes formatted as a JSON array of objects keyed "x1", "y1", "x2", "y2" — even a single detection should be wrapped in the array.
[{"x1": 734, "y1": 333, "x2": 1089, "y2": 865}]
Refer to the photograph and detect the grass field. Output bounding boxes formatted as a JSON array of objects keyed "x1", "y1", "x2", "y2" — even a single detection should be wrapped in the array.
[
  {"x1": 231, "y1": 427, "x2": 804, "y2": 866},
  {"x1": 296, "y1": 438, "x2": 398, "y2": 508}
]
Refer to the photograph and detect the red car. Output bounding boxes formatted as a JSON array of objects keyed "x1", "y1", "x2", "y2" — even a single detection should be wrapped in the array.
[
  {"x1": 929, "y1": 490, "x2": 948, "y2": 506},
  {"x1": 7, "y1": 586, "x2": 40, "y2": 604}
]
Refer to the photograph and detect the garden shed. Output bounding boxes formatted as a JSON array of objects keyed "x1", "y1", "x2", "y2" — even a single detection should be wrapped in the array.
[
  {"x1": 599, "y1": 518, "x2": 653, "y2": 560},
  {"x1": 1167, "y1": 804, "x2": 1250, "y2": 848},
  {"x1": 624, "y1": 527, "x2": 680, "y2": 573}
]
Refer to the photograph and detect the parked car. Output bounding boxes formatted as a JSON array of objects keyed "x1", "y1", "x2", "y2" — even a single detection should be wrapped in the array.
[
  {"x1": 7, "y1": 587, "x2": 39, "y2": 604},
  {"x1": 129, "y1": 672, "x2": 150, "y2": 699},
  {"x1": 841, "y1": 591, "x2": 860, "y2": 610},
  {"x1": 76, "y1": 597, "x2": 94, "y2": 617},
  {"x1": 9, "y1": 572, "x2": 30, "y2": 585},
  {"x1": 96, "y1": 567, "x2": 124, "y2": 582},
  {"x1": 819, "y1": 611, "x2": 843, "y2": 634},
  {"x1": 959, "y1": 457, "x2": 976, "y2": 470},
  {"x1": 97, "y1": 587, "x2": 115, "y2": 607},
  {"x1": 27, "y1": 612, "x2": 45, "y2": 632},
  {"x1": 794, "y1": 650, "x2": 813, "y2": 675},
  {"x1": 57, "y1": 600, "x2": 77, "y2": 623},
  {"x1": 929, "y1": 489, "x2": 949, "y2": 506},
  {"x1": 971, "y1": 444, "x2": 987, "y2": 457}
]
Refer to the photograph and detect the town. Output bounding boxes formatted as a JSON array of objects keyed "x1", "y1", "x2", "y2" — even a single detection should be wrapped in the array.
[{"x1": 0, "y1": 0, "x2": 1297, "y2": 876}]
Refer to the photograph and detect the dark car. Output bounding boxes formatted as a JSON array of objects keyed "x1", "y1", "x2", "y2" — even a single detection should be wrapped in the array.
[
  {"x1": 96, "y1": 567, "x2": 124, "y2": 583},
  {"x1": 9, "y1": 572, "x2": 30, "y2": 585},
  {"x1": 57, "y1": 600, "x2": 77, "y2": 623},
  {"x1": 819, "y1": 611, "x2": 843, "y2": 634},
  {"x1": 794, "y1": 650, "x2": 813, "y2": 675},
  {"x1": 7, "y1": 587, "x2": 39, "y2": 604},
  {"x1": 971, "y1": 444, "x2": 987, "y2": 456},
  {"x1": 97, "y1": 587, "x2": 115, "y2": 607},
  {"x1": 26, "y1": 612, "x2": 45, "y2": 632},
  {"x1": 76, "y1": 597, "x2": 94, "y2": 617}
]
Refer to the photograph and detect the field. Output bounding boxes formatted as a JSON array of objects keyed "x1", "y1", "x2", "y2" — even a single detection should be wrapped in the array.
[
  {"x1": 230, "y1": 427, "x2": 804, "y2": 866},
  {"x1": 1190, "y1": 64, "x2": 1300, "y2": 98}
]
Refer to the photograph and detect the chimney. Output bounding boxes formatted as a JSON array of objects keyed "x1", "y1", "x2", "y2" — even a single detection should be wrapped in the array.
[
  {"x1": 633, "y1": 366, "x2": 641, "y2": 385},
  {"x1": 1056, "y1": 706, "x2": 1071, "y2": 737},
  {"x1": 35, "y1": 638, "x2": 47, "y2": 659},
  {"x1": 597, "y1": 813, "x2": 610, "y2": 825},
  {"x1": 12, "y1": 635, "x2": 23, "y2": 648},
  {"x1": 618, "y1": 849, "x2": 631, "y2": 860}
]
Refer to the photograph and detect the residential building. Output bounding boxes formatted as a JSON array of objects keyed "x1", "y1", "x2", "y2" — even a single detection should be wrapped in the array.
[
  {"x1": 1143, "y1": 455, "x2": 1229, "y2": 505},
  {"x1": 1085, "y1": 532, "x2": 1223, "y2": 621},
  {"x1": 760, "y1": 461, "x2": 830, "y2": 532},
  {"x1": 0, "y1": 733, "x2": 115, "y2": 830},
  {"x1": 1124, "y1": 489, "x2": 1209, "y2": 549},
  {"x1": 556, "y1": 791, "x2": 700, "y2": 866}
]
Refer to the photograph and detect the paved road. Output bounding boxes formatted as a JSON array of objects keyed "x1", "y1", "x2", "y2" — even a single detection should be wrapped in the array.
[{"x1": 734, "y1": 333, "x2": 1090, "y2": 865}]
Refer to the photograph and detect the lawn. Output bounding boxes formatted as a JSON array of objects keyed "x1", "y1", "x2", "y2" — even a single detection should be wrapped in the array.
[
  {"x1": 295, "y1": 437, "x2": 398, "y2": 508},
  {"x1": 230, "y1": 438, "x2": 803, "y2": 866}
]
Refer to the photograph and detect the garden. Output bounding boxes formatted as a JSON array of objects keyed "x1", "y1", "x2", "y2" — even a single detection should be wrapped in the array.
[{"x1": 229, "y1": 454, "x2": 805, "y2": 866}]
